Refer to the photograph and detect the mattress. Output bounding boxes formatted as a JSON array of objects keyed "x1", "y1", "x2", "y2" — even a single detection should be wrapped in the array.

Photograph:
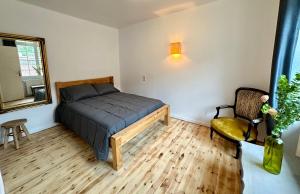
[{"x1": 55, "y1": 92, "x2": 164, "y2": 161}]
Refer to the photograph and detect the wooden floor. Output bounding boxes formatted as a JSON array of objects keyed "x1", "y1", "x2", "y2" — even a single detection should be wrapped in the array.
[{"x1": 0, "y1": 118, "x2": 242, "y2": 194}]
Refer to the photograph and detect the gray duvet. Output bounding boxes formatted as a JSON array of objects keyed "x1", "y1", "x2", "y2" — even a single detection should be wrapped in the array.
[{"x1": 55, "y1": 92, "x2": 164, "y2": 161}]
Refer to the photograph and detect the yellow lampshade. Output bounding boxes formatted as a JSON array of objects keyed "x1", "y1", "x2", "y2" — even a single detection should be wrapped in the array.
[{"x1": 170, "y1": 42, "x2": 181, "y2": 57}]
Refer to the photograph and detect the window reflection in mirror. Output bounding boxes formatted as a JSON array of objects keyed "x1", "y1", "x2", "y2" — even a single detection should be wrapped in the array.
[{"x1": 0, "y1": 33, "x2": 51, "y2": 112}]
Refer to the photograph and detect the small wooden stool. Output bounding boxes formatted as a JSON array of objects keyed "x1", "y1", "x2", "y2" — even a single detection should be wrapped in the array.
[{"x1": 1, "y1": 119, "x2": 31, "y2": 149}]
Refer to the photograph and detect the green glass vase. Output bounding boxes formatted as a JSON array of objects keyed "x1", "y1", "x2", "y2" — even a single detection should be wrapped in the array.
[{"x1": 263, "y1": 134, "x2": 284, "y2": 175}]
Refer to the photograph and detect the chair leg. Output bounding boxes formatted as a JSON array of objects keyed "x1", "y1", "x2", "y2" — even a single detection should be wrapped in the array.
[
  {"x1": 210, "y1": 129, "x2": 214, "y2": 140},
  {"x1": 234, "y1": 142, "x2": 241, "y2": 159}
]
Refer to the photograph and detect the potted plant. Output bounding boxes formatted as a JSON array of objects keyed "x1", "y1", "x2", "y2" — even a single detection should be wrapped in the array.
[{"x1": 260, "y1": 73, "x2": 300, "y2": 174}]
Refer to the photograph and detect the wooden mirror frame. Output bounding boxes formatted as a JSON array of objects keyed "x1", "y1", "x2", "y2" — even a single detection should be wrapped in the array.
[{"x1": 0, "y1": 32, "x2": 52, "y2": 113}]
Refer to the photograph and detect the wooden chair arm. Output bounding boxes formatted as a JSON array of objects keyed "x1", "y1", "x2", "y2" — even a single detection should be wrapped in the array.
[{"x1": 214, "y1": 105, "x2": 234, "y2": 119}]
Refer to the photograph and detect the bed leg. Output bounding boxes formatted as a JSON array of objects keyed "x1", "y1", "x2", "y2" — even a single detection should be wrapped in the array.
[
  {"x1": 164, "y1": 105, "x2": 170, "y2": 126},
  {"x1": 111, "y1": 137, "x2": 122, "y2": 170}
]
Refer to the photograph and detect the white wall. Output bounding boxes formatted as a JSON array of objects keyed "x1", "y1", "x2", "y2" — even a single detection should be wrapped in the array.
[
  {"x1": 283, "y1": 123, "x2": 300, "y2": 176},
  {"x1": 284, "y1": 41, "x2": 300, "y2": 176},
  {"x1": 119, "y1": 0, "x2": 279, "y2": 126},
  {"x1": 0, "y1": 0, "x2": 120, "y2": 133}
]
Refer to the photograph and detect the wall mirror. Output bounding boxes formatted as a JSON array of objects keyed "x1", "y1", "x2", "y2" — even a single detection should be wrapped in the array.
[{"x1": 0, "y1": 33, "x2": 52, "y2": 113}]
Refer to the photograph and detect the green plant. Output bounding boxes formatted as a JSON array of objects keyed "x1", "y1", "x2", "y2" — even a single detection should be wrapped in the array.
[{"x1": 261, "y1": 73, "x2": 300, "y2": 137}]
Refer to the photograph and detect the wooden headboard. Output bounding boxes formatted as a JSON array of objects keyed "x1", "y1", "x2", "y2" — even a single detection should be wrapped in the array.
[{"x1": 55, "y1": 76, "x2": 114, "y2": 103}]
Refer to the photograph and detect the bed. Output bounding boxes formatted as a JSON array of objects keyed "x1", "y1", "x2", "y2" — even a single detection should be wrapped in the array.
[{"x1": 55, "y1": 76, "x2": 170, "y2": 170}]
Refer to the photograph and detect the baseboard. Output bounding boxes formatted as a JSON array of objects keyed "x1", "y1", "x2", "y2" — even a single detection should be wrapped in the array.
[
  {"x1": 171, "y1": 114, "x2": 210, "y2": 127},
  {"x1": 29, "y1": 122, "x2": 58, "y2": 134},
  {"x1": 0, "y1": 116, "x2": 209, "y2": 146}
]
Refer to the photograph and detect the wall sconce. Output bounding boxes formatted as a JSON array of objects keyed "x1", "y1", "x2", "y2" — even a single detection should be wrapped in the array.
[{"x1": 170, "y1": 42, "x2": 182, "y2": 58}]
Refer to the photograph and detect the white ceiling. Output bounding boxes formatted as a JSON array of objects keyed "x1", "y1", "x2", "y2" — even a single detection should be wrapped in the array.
[{"x1": 20, "y1": 0, "x2": 216, "y2": 28}]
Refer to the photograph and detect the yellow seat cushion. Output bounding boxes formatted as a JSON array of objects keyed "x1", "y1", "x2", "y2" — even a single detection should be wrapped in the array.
[{"x1": 211, "y1": 117, "x2": 257, "y2": 141}]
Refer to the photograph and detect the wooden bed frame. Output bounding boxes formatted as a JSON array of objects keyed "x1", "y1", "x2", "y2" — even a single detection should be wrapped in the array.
[{"x1": 55, "y1": 76, "x2": 170, "y2": 170}]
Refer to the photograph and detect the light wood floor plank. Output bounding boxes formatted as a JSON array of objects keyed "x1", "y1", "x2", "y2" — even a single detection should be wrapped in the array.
[{"x1": 0, "y1": 118, "x2": 241, "y2": 194}]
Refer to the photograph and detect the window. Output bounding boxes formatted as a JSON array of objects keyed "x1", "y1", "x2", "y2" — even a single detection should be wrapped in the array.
[{"x1": 16, "y1": 40, "x2": 43, "y2": 76}]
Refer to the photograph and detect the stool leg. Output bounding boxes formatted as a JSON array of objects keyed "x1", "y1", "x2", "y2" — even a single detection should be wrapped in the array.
[
  {"x1": 17, "y1": 126, "x2": 23, "y2": 140},
  {"x1": 20, "y1": 124, "x2": 31, "y2": 140},
  {"x1": 0, "y1": 127, "x2": 4, "y2": 145},
  {"x1": 12, "y1": 127, "x2": 20, "y2": 149},
  {"x1": 3, "y1": 129, "x2": 8, "y2": 149}
]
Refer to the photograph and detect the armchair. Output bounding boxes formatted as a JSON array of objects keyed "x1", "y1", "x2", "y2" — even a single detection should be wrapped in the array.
[{"x1": 210, "y1": 87, "x2": 268, "y2": 159}]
